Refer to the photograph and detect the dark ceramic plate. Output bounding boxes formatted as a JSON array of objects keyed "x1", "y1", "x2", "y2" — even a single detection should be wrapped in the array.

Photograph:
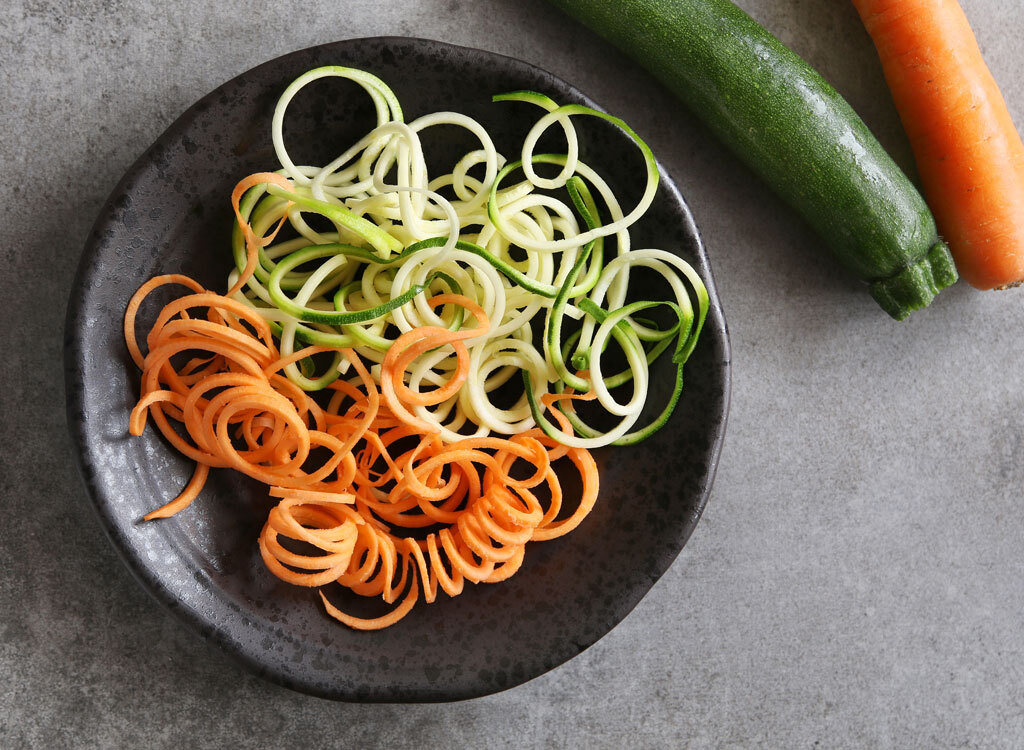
[{"x1": 64, "y1": 37, "x2": 730, "y2": 702}]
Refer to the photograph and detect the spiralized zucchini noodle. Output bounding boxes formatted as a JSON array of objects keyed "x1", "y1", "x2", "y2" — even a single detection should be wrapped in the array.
[{"x1": 228, "y1": 66, "x2": 709, "y2": 448}]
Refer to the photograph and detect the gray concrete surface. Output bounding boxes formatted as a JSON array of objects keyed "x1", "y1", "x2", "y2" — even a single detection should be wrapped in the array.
[{"x1": 4, "y1": 0, "x2": 1024, "y2": 746}]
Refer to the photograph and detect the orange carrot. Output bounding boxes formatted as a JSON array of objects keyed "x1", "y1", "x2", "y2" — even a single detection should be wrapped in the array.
[
  {"x1": 126, "y1": 277, "x2": 600, "y2": 630},
  {"x1": 852, "y1": 0, "x2": 1024, "y2": 289},
  {"x1": 228, "y1": 173, "x2": 294, "y2": 297},
  {"x1": 379, "y1": 294, "x2": 490, "y2": 434},
  {"x1": 143, "y1": 463, "x2": 210, "y2": 521}
]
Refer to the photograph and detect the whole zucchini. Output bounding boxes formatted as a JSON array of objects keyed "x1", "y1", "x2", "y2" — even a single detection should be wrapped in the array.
[{"x1": 547, "y1": 0, "x2": 958, "y2": 319}]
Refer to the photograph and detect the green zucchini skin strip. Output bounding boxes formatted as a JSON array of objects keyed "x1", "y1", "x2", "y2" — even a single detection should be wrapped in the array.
[
  {"x1": 266, "y1": 184, "x2": 403, "y2": 257},
  {"x1": 403, "y1": 238, "x2": 564, "y2": 298},
  {"x1": 547, "y1": 0, "x2": 957, "y2": 320},
  {"x1": 256, "y1": 316, "x2": 355, "y2": 350},
  {"x1": 332, "y1": 271, "x2": 465, "y2": 331},
  {"x1": 492, "y1": 91, "x2": 561, "y2": 110},
  {"x1": 487, "y1": 116, "x2": 659, "y2": 252},
  {"x1": 556, "y1": 326, "x2": 675, "y2": 391},
  {"x1": 255, "y1": 228, "x2": 586, "y2": 300},
  {"x1": 546, "y1": 176, "x2": 600, "y2": 393},
  {"x1": 268, "y1": 245, "x2": 426, "y2": 325},
  {"x1": 527, "y1": 297, "x2": 696, "y2": 446}
]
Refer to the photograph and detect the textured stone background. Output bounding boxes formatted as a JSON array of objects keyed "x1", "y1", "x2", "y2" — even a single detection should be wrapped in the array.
[{"x1": 4, "y1": 0, "x2": 1024, "y2": 747}]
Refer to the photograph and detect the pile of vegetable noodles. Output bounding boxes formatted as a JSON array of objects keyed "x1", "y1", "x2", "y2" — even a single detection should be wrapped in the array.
[{"x1": 125, "y1": 65, "x2": 708, "y2": 629}]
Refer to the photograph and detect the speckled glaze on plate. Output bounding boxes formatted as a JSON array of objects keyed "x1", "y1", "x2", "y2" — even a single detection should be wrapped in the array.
[{"x1": 63, "y1": 37, "x2": 730, "y2": 702}]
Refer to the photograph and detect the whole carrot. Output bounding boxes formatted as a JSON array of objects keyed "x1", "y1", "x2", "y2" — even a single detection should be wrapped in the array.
[{"x1": 853, "y1": 0, "x2": 1024, "y2": 290}]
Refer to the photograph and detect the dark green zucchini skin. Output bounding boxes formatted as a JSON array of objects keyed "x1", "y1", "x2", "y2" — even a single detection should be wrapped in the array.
[{"x1": 548, "y1": 0, "x2": 957, "y2": 319}]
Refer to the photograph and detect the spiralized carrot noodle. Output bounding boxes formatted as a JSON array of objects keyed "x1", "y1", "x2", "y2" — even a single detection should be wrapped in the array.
[{"x1": 126, "y1": 279, "x2": 599, "y2": 629}]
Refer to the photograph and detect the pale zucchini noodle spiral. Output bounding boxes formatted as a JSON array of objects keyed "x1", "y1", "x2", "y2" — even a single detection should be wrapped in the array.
[{"x1": 228, "y1": 66, "x2": 708, "y2": 447}]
